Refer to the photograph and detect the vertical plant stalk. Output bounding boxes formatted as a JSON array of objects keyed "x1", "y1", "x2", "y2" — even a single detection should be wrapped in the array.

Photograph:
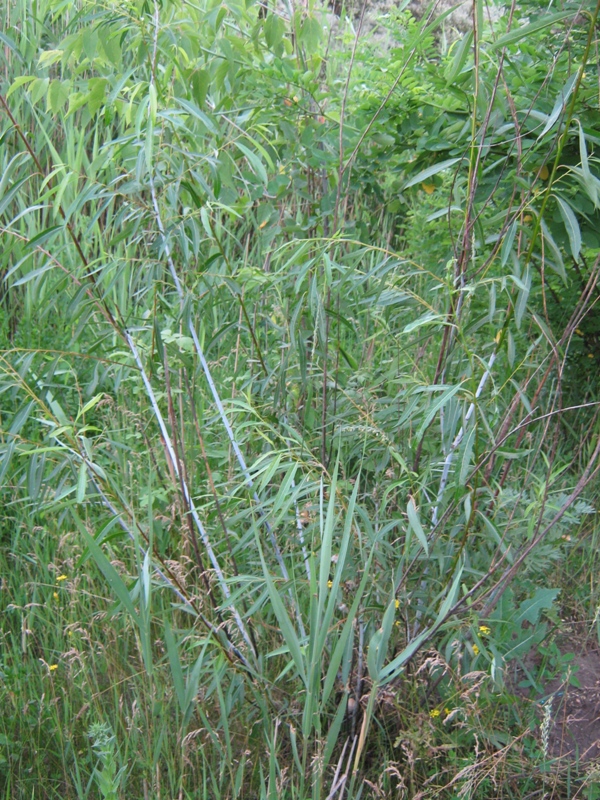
[
  {"x1": 146, "y1": 1, "x2": 292, "y2": 588},
  {"x1": 126, "y1": 333, "x2": 255, "y2": 654},
  {"x1": 1, "y1": 84, "x2": 257, "y2": 654},
  {"x1": 149, "y1": 176, "x2": 291, "y2": 582}
]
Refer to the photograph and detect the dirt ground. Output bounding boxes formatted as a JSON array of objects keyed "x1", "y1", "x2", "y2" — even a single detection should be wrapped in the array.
[{"x1": 543, "y1": 647, "x2": 600, "y2": 762}]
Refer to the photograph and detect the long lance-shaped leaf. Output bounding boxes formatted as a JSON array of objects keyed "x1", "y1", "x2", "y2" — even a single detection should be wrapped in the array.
[
  {"x1": 487, "y1": 11, "x2": 574, "y2": 52},
  {"x1": 321, "y1": 541, "x2": 375, "y2": 707},
  {"x1": 85, "y1": 473, "x2": 252, "y2": 671},
  {"x1": 315, "y1": 474, "x2": 359, "y2": 676},
  {"x1": 378, "y1": 563, "x2": 464, "y2": 685},
  {"x1": 126, "y1": 332, "x2": 255, "y2": 655},
  {"x1": 257, "y1": 541, "x2": 307, "y2": 687},
  {"x1": 431, "y1": 352, "x2": 496, "y2": 525}
]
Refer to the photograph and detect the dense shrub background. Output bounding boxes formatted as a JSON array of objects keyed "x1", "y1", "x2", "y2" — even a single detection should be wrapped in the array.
[{"x1": 1, "y1": 0, "x2": 600, "y2": 797}]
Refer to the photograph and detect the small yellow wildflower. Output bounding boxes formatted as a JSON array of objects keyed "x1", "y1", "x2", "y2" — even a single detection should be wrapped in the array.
[
  {"x1": 444, "y1": 708, "x2": 451, "y2": 716},
  {"x1": 395, "y1": 620, "x2": 401, "y2": 627},
  {"x1": 539, "y1": 165, "x2": 549, "y2": 180},
  {"x1": 429, "y1": 709, "x2": 441, "y2": 718},
  {"x1": 478, "y1": 625, "x2": 491, "y2": 636},
  {"x1": 56, "y1": 575, "x2": 68, "y2": 582},
  {"x1": 53, "y1": 592, "x2": 59, "y2": 600},
  {"x1": 422, "y1": 183, "x2": 435, "y2": 195},
  {"x1": 588, "y1": 353, "x2": 595, "y2": 359},
  {"x1": 49, "y1": 664, "x2": 58, "y2": 671},
  {"x1": 327, "y1": 580, "x2": 333, "y2": 589},
  {"x1": 472, "y1": 644, "x2": 480, "y2": 655},
  {"x1": 395, "y1": 599, "x2": 400, "y2": 609},
  {"x1": 576, "y1": 328, "x2": 584, "y2": 336}
]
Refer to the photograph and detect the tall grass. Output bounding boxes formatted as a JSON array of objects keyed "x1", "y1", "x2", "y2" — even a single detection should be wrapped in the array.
[{"x1": 1, "y1": 0, "x2": 600, "y2": 796}]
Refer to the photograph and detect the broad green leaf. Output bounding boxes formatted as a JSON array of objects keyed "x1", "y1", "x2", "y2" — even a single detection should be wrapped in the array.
[
  {"x1": 264, "y1": 14, "x2": 285, "y2": 50},
  {"x1": 515, "y1": 588, "x2": 560, "y2": 626},
  {"x1": 47, "y1": 79, "x2": 70, "y2": 113},
  {"x1": 6, "y1": 75, "x2": 35, "y2": 98},
  {"x1": 191, "y1": 69, "x2": 210, "y2": 107}
]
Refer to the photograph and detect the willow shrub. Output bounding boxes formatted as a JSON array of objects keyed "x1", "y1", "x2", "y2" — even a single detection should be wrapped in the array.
[{"x1": 1, "y1": 0, "x2": 600, "y2": 796}]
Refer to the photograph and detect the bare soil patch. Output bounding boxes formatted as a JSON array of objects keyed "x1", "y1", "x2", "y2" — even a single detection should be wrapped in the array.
[{"x1": 544, "y1": 648, "x2": 600, "y2": 762}]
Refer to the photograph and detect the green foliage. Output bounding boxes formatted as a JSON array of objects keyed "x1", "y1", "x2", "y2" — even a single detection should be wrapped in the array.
[{"x1": 1, "y1": 0, "x2": 600, "y2": 797}]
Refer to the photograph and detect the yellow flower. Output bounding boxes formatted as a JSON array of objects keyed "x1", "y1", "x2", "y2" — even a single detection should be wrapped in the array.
[
  {"x1": 478, "y1": 625, "x2": 491, "y2": 636},
  {"x1": 56, "y1": 575, "x2": 68, "y2": 582},
  {"x1": 421, "y1": 183, "x2": 435, "y2": 194},
  {"x1": 49, "y1": 664, "x2": 58, "y2": 671},
  {"x1": 576, "y1": 329, "x2": 584, "y2": 336},
  {"x1": 588, "y1": 353, "x2": 595, "y2": 359},
  {"x1": 395, "y1": 599, "x2": 400, "y2": 609},
  {"x1": 327, "y1": 580, "x2": 333, "y2": 589},
  {"x1": 444, "y1": 708, "x2": 451, "y2": 715},
  {"x1": 53, "y1": 592, "x2": 59, "y2": 600},
  {"x1": 539, "y1": 165, "x2": 549, "y2": 180},
  {"x1": 472, "y1": 644, "x2": 479, "y2": 655},
  {"x1": 429, "y1": 709, "x2": 441, "y2": 718}
]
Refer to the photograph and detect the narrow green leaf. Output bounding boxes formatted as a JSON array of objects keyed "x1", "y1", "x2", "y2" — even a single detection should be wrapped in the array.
[
  {"x1": 537, "y1": 73, "x2": 578, "y2": 139},
  {"x1": 407, "y1": 497, "x2": 428, "y2": 556},
  {"x1": 403, "y1": 158, "x2": 461, "y2": 190},
  {"x1": 260, "y1": 553, "x2": 306, "y2": 686},
  {"x1": 164, "y1": 619, "x2": 187, "y2": 714},
  {"x1": 76, "y1": 461, "x2": 87, "y2": 503},
  {"x1": 556, "y1": 196, "x2": 581, "y2": 260},
  {"x1": 458, "y1": 425, "x2": 476, "y2": 486},
  {"x1": 501, "y1": 220, "x2": 517, "y2": 267},
  {"x1": 540, "y1": 220, "x2": 566, "y2": 281},
  {"x1": 177, "y1": 97, "x2": 218, "y2": 134},
  {"x1": 488, "y1": 12, "x2": 573, "y2": 51},
  {"x1": 71, "y1": 510, "x2": 140, "y2": 624},
  {"x1": 579, "y1": 123, "x2": 598, "y2": 207},
  {"x1": 416, "y1": 383, "x2": 464, "y2": 441},
  {"x1": 444, "y1": 31, "x2": 473, "y2": 86}
]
